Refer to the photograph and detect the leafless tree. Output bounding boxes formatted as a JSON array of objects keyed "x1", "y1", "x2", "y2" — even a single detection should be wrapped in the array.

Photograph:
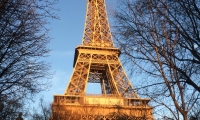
[
  {"x1": 113, "y1": 0, "x2": 200, "y2": 119},
  {"x1": 188, "y1": 101, "x2": 200, "y2": 120},
  {"x1": 0, "y1": 0, "x2": 58, "y2": 119},
  {"x1": 50, "y1": 105, "x2": 75, "y2": 120},
  {"x1": 29, "y1": 97, "x2": 52, "y2": 120}
]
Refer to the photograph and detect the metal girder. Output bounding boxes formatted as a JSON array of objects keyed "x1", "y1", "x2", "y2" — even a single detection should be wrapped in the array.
[
  {"x1": 64, "y1": 48, "x2": 138, "y2": 98},
  {"x1": 82, "y1": 0, "x2": 113, "y2": 47}
]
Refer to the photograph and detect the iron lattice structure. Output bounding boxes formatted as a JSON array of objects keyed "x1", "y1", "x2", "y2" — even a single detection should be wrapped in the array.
[
  {"x1": 51, "y1": 0, "x2": 153, "y2": 120},
  {"x1": 82, "y1": 0, "x2": 113, "y2": 47}
]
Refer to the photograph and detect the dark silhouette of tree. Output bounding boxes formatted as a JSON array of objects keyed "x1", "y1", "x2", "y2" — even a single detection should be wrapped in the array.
[
  {"x1": 30, "y1": 97, "x2": 52, "y2": 120},
  {"x1": 113, "y1": 0, "x2": 200, "y2": 119},
  {"x1": 16, "y1": 112, "x2": 23, "y2": 120},
  {"x1": 189, "y1": 101, "x2": 200, "y2": 120},
  {"x1": 0, "y1": 0, "x2": 58, "y2": 119}
]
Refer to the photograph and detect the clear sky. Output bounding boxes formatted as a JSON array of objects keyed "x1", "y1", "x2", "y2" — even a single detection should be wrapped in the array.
[{"x1": 40, "y1": 0, "x2": 117, "y2": 103}]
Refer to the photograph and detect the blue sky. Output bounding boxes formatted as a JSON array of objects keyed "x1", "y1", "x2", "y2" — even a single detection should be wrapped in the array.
[{"x1": 40, "y1": 0, "x2": 117, "y2": 103}]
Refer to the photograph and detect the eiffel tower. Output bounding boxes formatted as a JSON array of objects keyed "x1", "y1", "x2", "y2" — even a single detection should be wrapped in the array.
[{"x1": 51, "y1": 0, "x2": 153, "y2": 119}]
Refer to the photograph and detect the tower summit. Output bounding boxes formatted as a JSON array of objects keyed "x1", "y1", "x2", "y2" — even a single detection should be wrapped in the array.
[
  {"x1": 82, "y1": 0, "x2": 113, "y2": 47},
  {"x1": 51, "y1": 0, "x2": 153, "y2": 119}
]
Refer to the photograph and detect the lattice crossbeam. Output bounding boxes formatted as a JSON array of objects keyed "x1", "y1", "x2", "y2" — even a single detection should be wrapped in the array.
[
  {"x1": 65, "y1": 48, "x2": 138, "y2": 98},
  {"x1": 82, "y1": 0, "x2": 113, "y2": 47}
]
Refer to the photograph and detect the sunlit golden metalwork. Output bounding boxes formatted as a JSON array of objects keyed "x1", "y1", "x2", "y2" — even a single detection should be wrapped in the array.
[
  {"x1": 51, "y1": 0, "x2": 153, "y2": 119},
  {"x1": 82, "y1": 0, "x2": 113, "y2": 47}
]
